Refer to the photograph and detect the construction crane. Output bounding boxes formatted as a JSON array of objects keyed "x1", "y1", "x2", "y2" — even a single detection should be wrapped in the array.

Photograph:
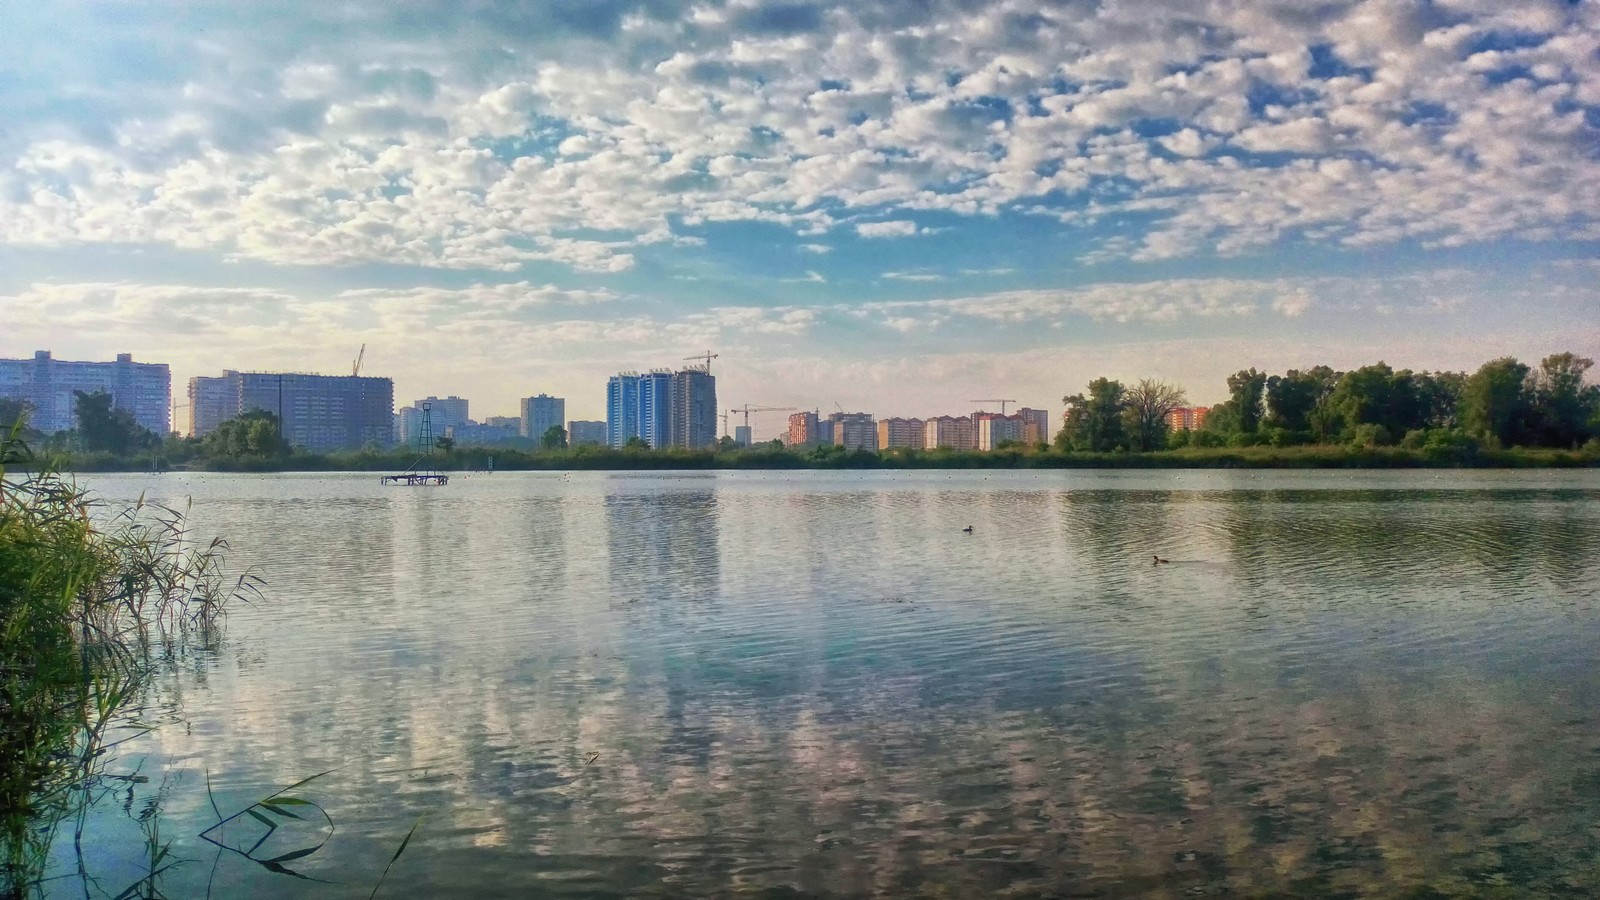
[
  {"x1": 729, "y1": 404, "x2": 797, "y2": 432},
  {"x1": 352, "y1": 343, "x2": 366, "y2": 377},
  {"x1": 970, "y1": 398, "x2": 1018, "y2": 415},
  {"x1": 683, "y1": 351, "x2": 719, "y2": 372}
]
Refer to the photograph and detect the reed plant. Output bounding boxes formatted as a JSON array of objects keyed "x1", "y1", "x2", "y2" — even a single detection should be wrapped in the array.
[{"x1": 1, "y1": 427, "x2": 259, "y2": 893}]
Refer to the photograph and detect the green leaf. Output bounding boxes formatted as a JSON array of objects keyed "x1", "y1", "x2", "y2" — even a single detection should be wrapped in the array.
[
  {"x1": 246, "y1": 808, "x2": 276, "y2": 828},
  {"x1": 263, "y1": 846, "x2": 321, "y2": 865}
]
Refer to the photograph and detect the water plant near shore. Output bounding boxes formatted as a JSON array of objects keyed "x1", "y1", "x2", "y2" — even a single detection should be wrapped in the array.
[{"x1": 0, "y1": 429, "x2": 260, "y2": 894}]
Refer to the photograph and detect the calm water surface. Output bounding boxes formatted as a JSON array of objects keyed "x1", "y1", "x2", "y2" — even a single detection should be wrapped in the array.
[{"x1": 51, "y1": 469, "x2": 1600, "y2": 897}]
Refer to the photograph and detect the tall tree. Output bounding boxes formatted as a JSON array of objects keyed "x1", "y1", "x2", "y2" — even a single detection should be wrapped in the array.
[
  {"x1": 1225, "y1": 368, "x2": 1267, "y2": 434},
  {"x1": 1415, "y1": 370, "x2": 1466, "y2": 429},
  {"x1": 1529, "y1": 352, "x2": 1598, "y2": 448},
  {"x1": 1461, "y1": 357, "x2": 1533, "y2": 447},
  {"x1": 1123, "y1": 379, "x2": 1187, "y2": 452},
  {"x1": 1265, "y1": 367, "x2": 1339, "y2": 433},
  {"x1": 73, "y1": 390, "x2": 154, "y2": 455},
  {"x1": 1060, "y1": 378, "x2": 1128, "y2": 451},
  {"x1": 540, "y1": 425, "x2": 568, "y2": 450}
]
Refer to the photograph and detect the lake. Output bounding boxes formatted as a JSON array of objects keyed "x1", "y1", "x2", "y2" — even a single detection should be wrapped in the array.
[{"x1": 42, "y1": 469, "x2": 1600, "y2": 897}]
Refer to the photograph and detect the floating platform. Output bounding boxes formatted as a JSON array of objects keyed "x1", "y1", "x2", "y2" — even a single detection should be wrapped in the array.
[{"x1": 380, "y1": 473, "x2": 449, "y2": 486}]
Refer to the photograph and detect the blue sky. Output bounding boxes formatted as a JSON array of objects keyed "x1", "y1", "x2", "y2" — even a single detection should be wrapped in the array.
[{"x1": 2, "y1": 0, "x2": 1597, "y2": 433}]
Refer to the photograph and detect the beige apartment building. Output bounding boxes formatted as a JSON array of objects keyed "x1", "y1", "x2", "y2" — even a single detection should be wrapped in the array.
[
  {"x1": 877, "y1": 417, "x2": 925, "y2": 450},
  {"x1": 924, "y1": 415, "x2": 977, "y2": 450},
  {"x1": 1166, "y1": 406, "x2": 1210, "y2": 431}
]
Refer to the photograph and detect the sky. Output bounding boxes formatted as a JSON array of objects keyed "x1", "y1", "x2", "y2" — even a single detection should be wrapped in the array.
[{"x1": 1, "y1": 0, "x2": 1597, "y2": 434}]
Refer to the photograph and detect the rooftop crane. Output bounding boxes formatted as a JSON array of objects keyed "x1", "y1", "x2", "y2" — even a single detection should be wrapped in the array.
[
  {"x1": 683, "y1": 351, "x2": 719, "y2": 372},
  {"x1": 970, "y1": 398, "x2": 1018, "y2": 415},
  {"x1": 352, "y1": 343, "x2": 366, "y2": 377}
]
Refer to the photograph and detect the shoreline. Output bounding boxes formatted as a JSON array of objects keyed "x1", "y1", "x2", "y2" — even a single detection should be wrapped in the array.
[{"x1": 47, "y1": 445, "x2": 1600, "y2": 474}]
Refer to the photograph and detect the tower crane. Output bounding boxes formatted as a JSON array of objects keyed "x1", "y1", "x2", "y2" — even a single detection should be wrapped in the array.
[
  {"x1": 352, "y1": 343, "x2": 366, "y2": 377},
  {"x1": 683, "y1": 351, "x2": 719, "y2": 372},
  {"x1": 970, "y1": 398, "x2": 1018, "y2": 414},
  {"x1": 729, "y1": 404, "x2": 797, "y2": 432}
]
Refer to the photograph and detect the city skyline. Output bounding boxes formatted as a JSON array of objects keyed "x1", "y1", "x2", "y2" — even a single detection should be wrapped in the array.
[{"x1": 1, "y1": 3, "x2": 1597, "y2": 416}]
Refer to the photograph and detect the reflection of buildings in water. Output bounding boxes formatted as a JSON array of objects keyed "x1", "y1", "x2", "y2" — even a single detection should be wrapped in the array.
[{"x1": 603, "y1": 484, "x2": 721, "y2": 606}]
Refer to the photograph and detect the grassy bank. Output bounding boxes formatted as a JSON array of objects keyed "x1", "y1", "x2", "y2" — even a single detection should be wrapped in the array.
[
  {"x1": 49, "y1": 442, "x2": 1600, "y2": 473},
  {"x1": 0, "y1": 434, "x2": 257, "y2": 892}
]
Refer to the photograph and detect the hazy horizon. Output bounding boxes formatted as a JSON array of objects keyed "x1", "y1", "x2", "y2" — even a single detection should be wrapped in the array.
[{"x1": 3, "y1": 1, "x2": 1597, "y2": 424}]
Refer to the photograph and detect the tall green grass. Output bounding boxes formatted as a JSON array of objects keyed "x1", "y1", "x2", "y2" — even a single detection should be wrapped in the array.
[{"x1": 1, "y1": 428, "x2": 259, "y2": 893}]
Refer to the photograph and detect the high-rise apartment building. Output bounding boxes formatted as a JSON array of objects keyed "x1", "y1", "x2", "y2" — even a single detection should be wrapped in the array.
[
  {"x1": 877, "y1": 417, "x2": 925, "y2": 450},
  {"x1": 568, "y1": 420, "x2": 607, "y2": 446},
  {"x1": 188, "y1": 374, "x2": 236, "y2": 437},
  {"x1": 787, "y1": 411, "x2": 820, "y2": 447},
  {"x1": 408, "y1": 396, "x2": 469, "y2": 441},
  {"x1": 188, "y1": 370, "x2": 393, "y2": 452},
  {"x1": 520, "y1": 394, "x2": 566, "y2": 440},
  {"x1": 607, "y1": 366, "x2": 716, "y2": 449},
  {"x1": 606, "y1": 373, "x2": 641, "y2": 447},
  {"x1": 830, "y1": 412, "x2": 877, "y2": 451},
  {"x1": 924, "y1": 415, "x2": 977, "y2": 450},
  {"x1": 640, "y1": 370, "x2": 673, "y2": 450},
  {"x1": 1, "y1": 351, "x2": 170, "y2": 434},
  {"x1": 1017, "y1": 407, "x2": 1052, "y2": 445},
  {"x1": 1165, "y1": 406, "x2": 1211, "y2": 431},
  {"x1": 671, "y1": 367, "x2": 718, "y2": 450},
  {"x1": 734, "y1": 425, "x2": 752, "y2": 447},
  {"x1": 976, "y1": 413, "x2": 1026, "y2": 450}
]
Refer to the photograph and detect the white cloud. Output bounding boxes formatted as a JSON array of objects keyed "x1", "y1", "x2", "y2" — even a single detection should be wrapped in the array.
[{"x1": 856, "y1": 220, "x2": 920, "y2": 239}]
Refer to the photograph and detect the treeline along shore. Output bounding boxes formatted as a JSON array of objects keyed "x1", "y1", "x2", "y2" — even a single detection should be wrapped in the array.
[{"x1": 4, "y1": 351, "x2": 1599, "y2": 472}]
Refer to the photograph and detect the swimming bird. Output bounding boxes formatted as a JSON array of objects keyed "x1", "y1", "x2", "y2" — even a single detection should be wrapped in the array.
[
  {"x1": 1153, "y1": 555, "x2": 1169, "y2": 564},
  {"x1": 962, "y1": 525, "x2": 974, "y2": 533}
]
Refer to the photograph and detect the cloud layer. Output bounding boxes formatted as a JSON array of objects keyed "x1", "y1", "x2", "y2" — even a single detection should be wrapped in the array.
[{"x1": 2, "y1": 0, "x2": 1597, "y2": 271}]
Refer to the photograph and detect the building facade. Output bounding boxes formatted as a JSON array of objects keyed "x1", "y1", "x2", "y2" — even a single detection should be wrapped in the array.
[
  {"x1": 568, "y1": 420, "x2": 607, "y2": 446},
  {"x1": 1, "y1": 351, "x2": 170, "y2": 434},
  {"x1": 520, "y1": 394, "x2": 566, "y2": 440},
  {"x1": 607, "y1": 366, "x2": 717, "y2": 449},
  {"x1": 1017, "y1": 407, "x2": 1052, "y2": 445},
  {"x1": 976, "y1": 413, "x2": 1025, "y2": 450},
  {"x1": 189, "y1": 370, "x2": 393, "y2": 452},
  {"x1": 189, "y1": 374, "x2": 236, "y2": 437},
  {"x1": 830, "y1": 412, "x2": 877, "y2": 451},
  {"x1": 876, "y1": 417, "x2": 925, "y2": 450},
  {"x1": 639, "y1": 371, "x2": 673, "y2": 450},
  {"x1": 670, "y1": 367, "x2": 718, "y2": 449},
  {"x1": 924, "y1": 415, "x2": 977, "y2": 450},
  {"x1": 787, "y1": 411, "x2": 820, "y2": 447},
  {"x1": 409, "y1": 396, "x2": 469, "y2": 442},
  {"x1": 734, "y1": 425, "x2": 752, "y2": 447},
  {"x1": 606, "y1": 373, "x2": 641, "y2": 447},
  {"x1": 1166, "y1": 406, "x2": 1211, "y2": 431}
]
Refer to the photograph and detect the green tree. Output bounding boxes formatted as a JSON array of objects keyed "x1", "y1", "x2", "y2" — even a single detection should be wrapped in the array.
[
  {"x1": 0, "y1": 398, "x2": 36, "y2": 436},
  {"x1": 1059, "y1": 378, "x2": 1128, "y2": 451},
  {"x1": 1529, "y1": 352, "x2": 1598, "y2": 448},
  {"x1": 1322, "y1": 363, "x2": 1428, "y2": 444},
  {"x1": 202, "y1": 410, "x2": 290, "y2": 458},
  {"x1": 434, "y1": 436, "x2": 455, "y2": 454},
  {"x1": 540, "y1": 425, "x2": 568, "y2": 450},
  {"x1": 1225, "y1": 369, "x2": 1267, "y2": 434},
  {"x1": 72, "y1": 390, "x2": 155, "y2": 455},
  {"x1": 1123, "y1": 379, "x2": 1187, "y2": 452},
  {"x1": 1265, "y1": 366, "x2": 1338, "y2": 434},
  {"x1": 623, "y1": 436, "x2": 650, "y2": 451},
  {"x1": 1415, "y1": 370, "x2": 1466, "y2": 429},
  {"x1": 1461, "y1": 357, "x2": 1533, "y2": 447}
]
